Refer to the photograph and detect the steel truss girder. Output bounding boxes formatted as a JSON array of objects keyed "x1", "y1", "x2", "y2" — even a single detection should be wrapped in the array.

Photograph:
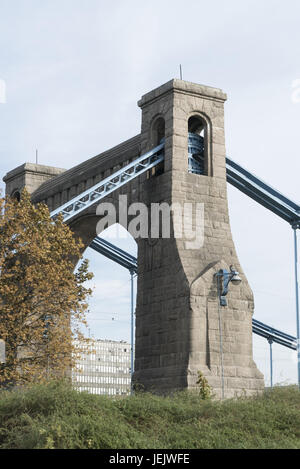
[
  {"x1": 226, "y1": 157, "x2": 300, "y2": 228},
  {"x1": 253, "y1": 319, "x2": 297, "y2": 350},
  {"x1": 50, "y1": 143, "x2": 164, "y2": 223},
  {"x1": 90, "y1": 237, "x2": 137, "y2": 273}
]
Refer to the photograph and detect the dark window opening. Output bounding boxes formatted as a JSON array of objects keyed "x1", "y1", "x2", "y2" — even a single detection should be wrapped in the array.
[
  {"x1": 147, "y1": 117, "x2": 165, "y2": 179},
  {"x1": 12, "y1": 190, "x2": 21, "y2": 202},
  {"x1": 188, "y1": 116, "x2": 206, "y2": 175}
]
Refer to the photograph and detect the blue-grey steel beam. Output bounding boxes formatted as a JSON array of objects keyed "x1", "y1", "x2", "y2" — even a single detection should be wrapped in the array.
[
  {"x1": 226, "y1": 157, "x2": 300, "y2": 228},
  {"x1": 90, "y1": 237, "x2": 137, "y2": 273},
  {"x1": 130, "y1": 270, "x2": 134, "y2": 394},
  {"x1": 293, "y1": 228, "x2": 300, "y2": 387},
  {"x1": 269, "y1": 338, "x2": 274, "y2": 388},
  {"x1": 252, "y1": 319, "x2": 297, "y2": 351}
]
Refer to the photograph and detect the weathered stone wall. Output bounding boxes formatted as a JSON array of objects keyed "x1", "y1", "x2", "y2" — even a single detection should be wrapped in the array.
[
  {"x1": 134, "y1": 80, "x2": 264, "y2": 397},
  {"x1": 3, "y1": 163, "x2": 66, "y2": 197}
]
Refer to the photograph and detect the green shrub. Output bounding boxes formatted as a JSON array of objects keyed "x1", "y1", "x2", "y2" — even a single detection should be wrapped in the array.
[
  {"x1": 0, "y1": 381, "x2": 299, "y2": 449},
  {"x1": 196, "y1": 371, "x2": 212, "y2": 400}
]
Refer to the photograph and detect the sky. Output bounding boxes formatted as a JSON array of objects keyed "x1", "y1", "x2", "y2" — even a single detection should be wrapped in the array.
[{"x1": 0, "y1": 0, "x2": 299, "y2": 386}]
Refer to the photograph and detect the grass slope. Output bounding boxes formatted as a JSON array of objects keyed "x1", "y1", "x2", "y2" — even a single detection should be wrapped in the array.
[{"x1": 0, "y1": 381, "x2": 299, "y2": 449}]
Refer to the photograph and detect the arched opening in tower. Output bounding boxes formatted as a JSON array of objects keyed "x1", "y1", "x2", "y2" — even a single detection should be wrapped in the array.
[
  {"x1": 73, "y1": 223, "x2": 137, "y2": 397},
  {"x1": 188, "y1": 116, "x2": 206, "y2": 175},
  {"x1": 12, "y1": 190, "x2": 21, "y2": 202}
]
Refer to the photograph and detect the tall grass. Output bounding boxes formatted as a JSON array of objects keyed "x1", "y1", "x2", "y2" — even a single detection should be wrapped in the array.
[{"x1": 0, "y1": 381, "x2": 299, "y2": 449}]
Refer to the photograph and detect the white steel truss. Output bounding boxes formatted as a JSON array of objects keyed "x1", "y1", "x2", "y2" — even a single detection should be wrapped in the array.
[{"x1": 50, "y1": 143, "x2": 164, "y2": 222}]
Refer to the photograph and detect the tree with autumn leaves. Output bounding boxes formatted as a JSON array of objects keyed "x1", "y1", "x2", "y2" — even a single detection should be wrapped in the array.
[{"x1": 0, "y1": 190, "x2": 93, "y2": 386}]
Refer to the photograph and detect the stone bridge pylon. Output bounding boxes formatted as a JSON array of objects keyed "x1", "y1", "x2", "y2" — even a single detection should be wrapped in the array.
[{"x1": 3, "y1": 79, "x2": 264, "y2": 398}]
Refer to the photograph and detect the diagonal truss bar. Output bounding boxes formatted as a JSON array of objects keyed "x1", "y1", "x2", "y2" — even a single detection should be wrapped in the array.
[
  {"x1": 253, "y1": 319, "x2": 297, "y2": 350},
  {"x1": 226, "y1": 157, "x2": 300, "y2": 228},
  {"x1": 253, "y1": 319, "x2": 297, "y2": 343},
  {"x1": 253, "y1": 327, "x2": 296, "y2": 350},
  {"x1": 90, "y1": 237, "x2": 137, "y2": 273},
  {"x1": 50, "y1": 143, "x2": 164, "y2": 223}
]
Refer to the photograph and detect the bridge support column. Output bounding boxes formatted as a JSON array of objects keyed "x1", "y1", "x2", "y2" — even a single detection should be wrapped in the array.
[{"x1": 134, "y1": 80, "x2": 264, "y2": 398}]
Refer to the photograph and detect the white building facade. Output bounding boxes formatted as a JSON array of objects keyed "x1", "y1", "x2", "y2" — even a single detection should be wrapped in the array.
[{"x1": 72, "y1": 339, "x2": 131, "y2": 396}]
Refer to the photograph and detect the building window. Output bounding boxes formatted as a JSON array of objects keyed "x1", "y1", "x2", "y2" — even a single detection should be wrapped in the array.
[{"x1": 72, "y1": 339, "x2": 131, "y2": 397}]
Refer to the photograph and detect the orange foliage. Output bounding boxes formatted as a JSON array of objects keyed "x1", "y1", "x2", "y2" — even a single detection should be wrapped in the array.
[{"x1": 0, "y1": 190, "x2": 93, "y2": 386}]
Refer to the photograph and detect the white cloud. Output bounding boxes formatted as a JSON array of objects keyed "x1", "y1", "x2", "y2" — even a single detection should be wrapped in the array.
[{"x1": 0, "y1": 79, "x2": 6, "y2": 103}]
